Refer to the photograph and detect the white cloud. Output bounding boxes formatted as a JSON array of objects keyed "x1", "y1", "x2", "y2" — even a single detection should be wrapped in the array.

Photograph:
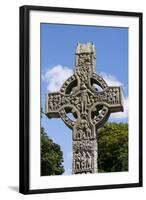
[
  {"x1": 100, "y1": 72, "x2": 123, "y2": 87},
  {"x1": 42, "y1": 65, "x2": 73, "y2": 92}
]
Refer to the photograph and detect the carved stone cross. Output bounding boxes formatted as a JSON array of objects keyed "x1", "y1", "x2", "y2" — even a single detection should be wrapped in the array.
[{"x1": 45, "y1": 43, "x2": 123, "y2": 174}]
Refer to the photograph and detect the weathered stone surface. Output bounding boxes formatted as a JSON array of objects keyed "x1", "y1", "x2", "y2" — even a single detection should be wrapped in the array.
[{"x1": 46, "y1": 43, "x2": 123, "y2": 174}]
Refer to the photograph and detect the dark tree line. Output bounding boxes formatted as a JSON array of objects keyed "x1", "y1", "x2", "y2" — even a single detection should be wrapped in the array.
[
  {"x1": 41, "y1": 127, "x2": 64, "y2": 176},
  {"x1": 98, "y1": 123, "x2": 128, "y2": 172}
]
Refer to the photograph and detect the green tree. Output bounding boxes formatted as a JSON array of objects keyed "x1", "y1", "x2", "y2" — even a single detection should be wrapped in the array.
[
  {"x1": 41, "y1": 127, "x2": 64, "y2": 176},
  {"x1": 98, "y1": 123, "x2": 128, "y2": 172}
]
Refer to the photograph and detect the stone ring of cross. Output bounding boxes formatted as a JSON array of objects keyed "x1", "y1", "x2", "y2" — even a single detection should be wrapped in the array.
[{"x1": 45, "y1": 43, "x2": 124, "y2": 174}]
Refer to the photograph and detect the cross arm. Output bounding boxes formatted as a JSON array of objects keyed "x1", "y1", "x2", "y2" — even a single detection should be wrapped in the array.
[
  {"x1": 45, "y1": 91, "x2": 80, "y2": 118},
  {"x1": 93, "y1": 86, "x2": 124, "y2": 113},
  {"x1": 45, "y1": 92, "x2": 64, "y2": 118},
  {"x1": 45, "y1": 91, "x2": 80, "y2": 129}
]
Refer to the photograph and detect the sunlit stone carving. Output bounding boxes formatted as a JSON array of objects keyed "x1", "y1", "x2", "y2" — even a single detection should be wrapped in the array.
[{"x1": 45, "y1": 43, "x2": 123, "y2": 174}]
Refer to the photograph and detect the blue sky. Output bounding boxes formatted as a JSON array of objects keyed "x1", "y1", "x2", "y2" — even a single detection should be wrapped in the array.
[{"x1": 40, "y1": 23, "x2": 128, "y2": 175}]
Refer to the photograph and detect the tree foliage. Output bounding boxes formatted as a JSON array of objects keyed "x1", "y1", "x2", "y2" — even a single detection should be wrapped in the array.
[
  {"x1": 41, "y1": 127, "x2": 64, "y2": 176},
  {"x1": 98, "y1": 123, "x2": 128, "y2": 172}
]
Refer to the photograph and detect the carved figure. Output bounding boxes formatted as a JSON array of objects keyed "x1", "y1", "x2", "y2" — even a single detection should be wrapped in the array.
[{"x1": 86, "y1": 151, "x2": 92, "y2": 169}]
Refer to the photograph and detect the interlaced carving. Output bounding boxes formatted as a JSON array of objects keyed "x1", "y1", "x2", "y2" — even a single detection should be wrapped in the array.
[{"x1": 46, "y1": 43, "x2": 123, "y2": 174}]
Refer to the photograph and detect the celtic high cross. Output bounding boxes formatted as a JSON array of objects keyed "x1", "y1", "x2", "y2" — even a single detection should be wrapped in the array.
[{"x1": 45, "y1": 43, "x2": 123, "y2": 174}]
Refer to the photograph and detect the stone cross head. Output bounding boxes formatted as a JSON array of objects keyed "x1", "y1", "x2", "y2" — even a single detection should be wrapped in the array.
[{"x1": 45, "y1": 43, "x2": 124, "y2": 174}]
